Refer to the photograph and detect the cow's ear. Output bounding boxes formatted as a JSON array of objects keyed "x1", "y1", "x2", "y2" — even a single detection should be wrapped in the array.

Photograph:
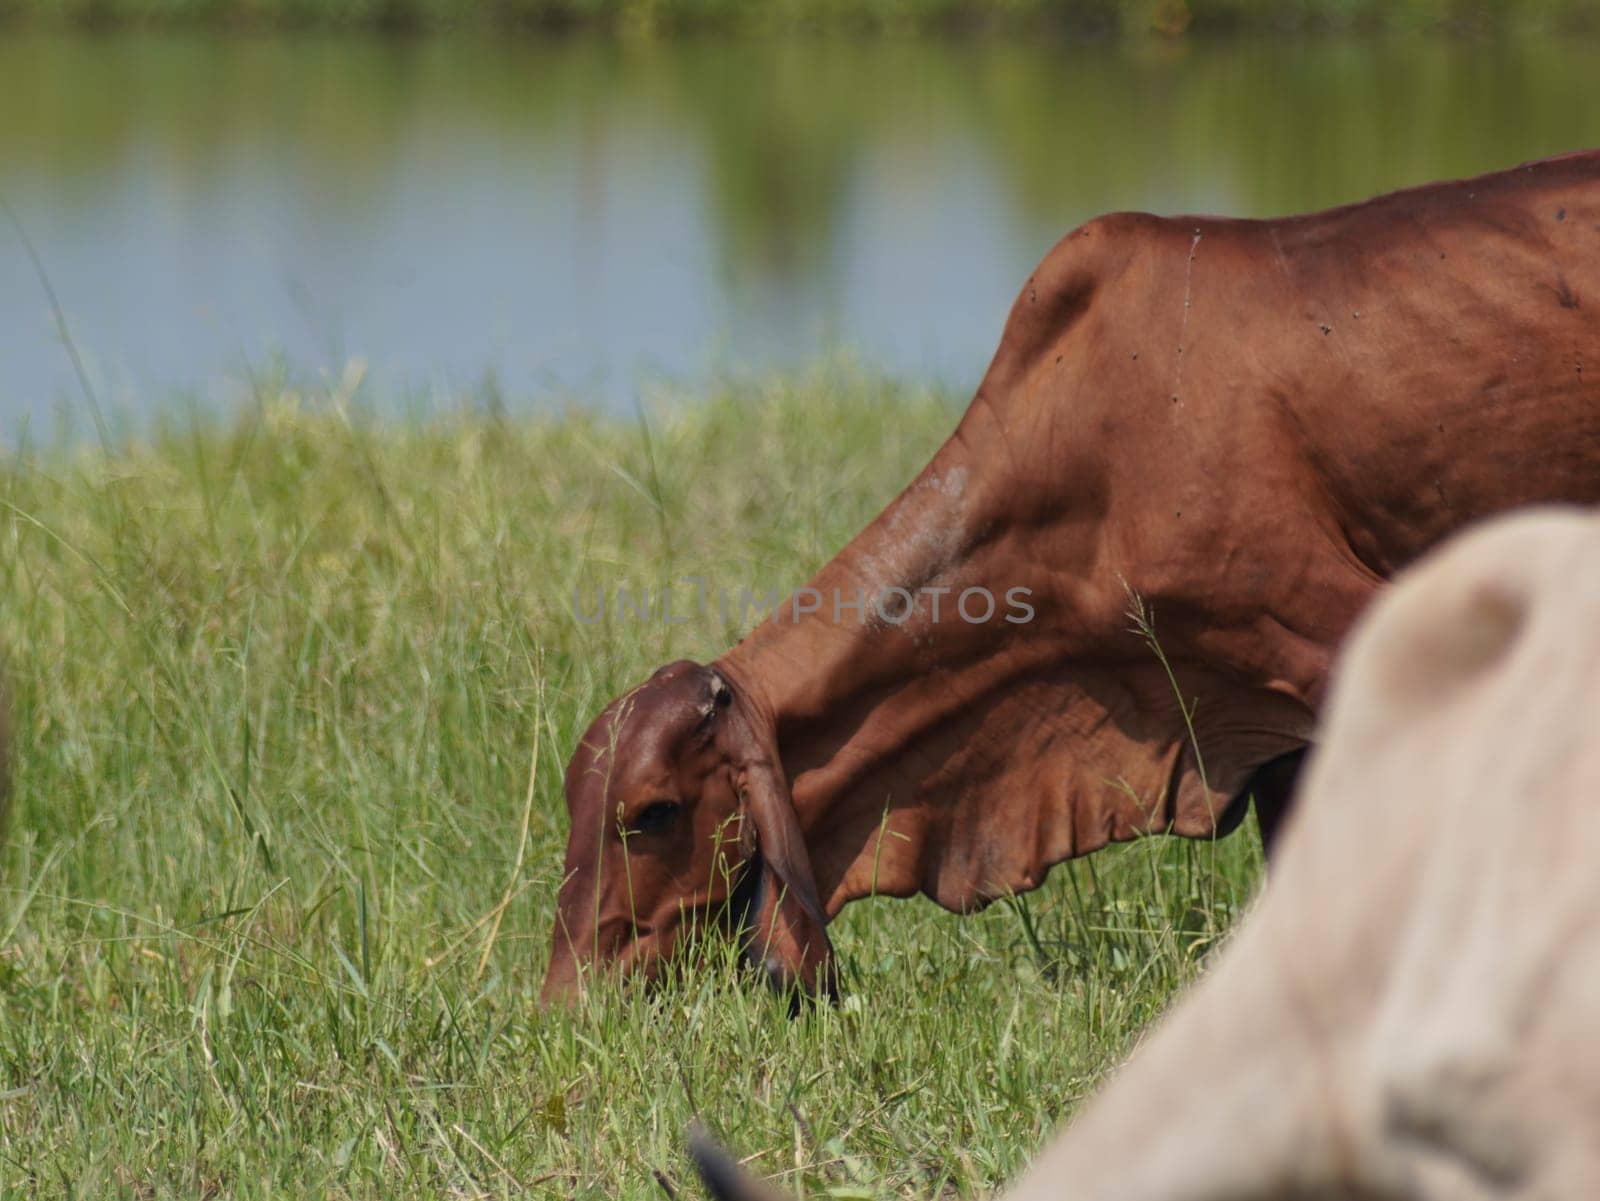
[
  {"x1": 718, "y1": 681, "x2": 838, "y2": 1001},
  {"x1": 739, "y1": 757, "x2": 837, "y2": 996}
]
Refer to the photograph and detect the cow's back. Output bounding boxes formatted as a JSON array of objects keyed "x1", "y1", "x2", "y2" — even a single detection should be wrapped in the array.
[
  {"x1": 1219, "y1": 151, "x2": 1600, "y2": 577},
  {"x1": 978, "y1": 152, "x2": 1600, "y2": 707}
]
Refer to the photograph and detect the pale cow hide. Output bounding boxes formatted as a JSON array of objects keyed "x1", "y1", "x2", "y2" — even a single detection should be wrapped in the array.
[{"x1": 694, "y1": 504, "x2": 1600, "y2": 1200}]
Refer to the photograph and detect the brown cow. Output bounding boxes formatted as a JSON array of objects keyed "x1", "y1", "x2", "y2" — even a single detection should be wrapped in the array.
[
  {"x1": 543, "y1": 151, "x2": 1600, "y2": 1003},
  {"x1": 692, "y1": 504, "x2": 1600, "y2": 1199}
]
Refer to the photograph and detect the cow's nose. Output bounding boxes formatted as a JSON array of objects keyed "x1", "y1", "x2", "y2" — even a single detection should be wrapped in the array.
[
  {"x1": 760, "y1": 955, "x2": 839, "y2": 1015},
  {"x1": 539, "y1": 944, "x2": 583, "y2": 1008}
]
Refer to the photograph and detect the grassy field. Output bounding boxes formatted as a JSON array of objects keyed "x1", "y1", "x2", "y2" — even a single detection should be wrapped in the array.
[
  {"x1": 0, "y1": 369, "x2": 1264, "y2": 1199},
  {"x1": 4, "y1": 0, "x2": 1600, "y2": 33}
]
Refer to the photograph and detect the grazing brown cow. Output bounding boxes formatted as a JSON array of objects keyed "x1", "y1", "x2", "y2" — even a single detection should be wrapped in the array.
[
  {"x1": 543, "y1": 151, "x2": 1600, "y2": 1004},
  {"x1": 693, "y1": 505, "x2": 1600, "y2": 1200}
]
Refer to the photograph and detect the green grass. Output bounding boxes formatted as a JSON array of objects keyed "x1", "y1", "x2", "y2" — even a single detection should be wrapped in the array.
[
  {"x1": 4, "y1": 0, "x2": 1600, "y2": 34},
  {"x1": 0, "y1": 367, "x2": 1263, "y2": 1198}
]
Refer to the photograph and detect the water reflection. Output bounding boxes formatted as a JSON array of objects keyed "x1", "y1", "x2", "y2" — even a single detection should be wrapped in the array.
[{"x1": 0, "y1": 31, "x2": 1595, "y2": 435}]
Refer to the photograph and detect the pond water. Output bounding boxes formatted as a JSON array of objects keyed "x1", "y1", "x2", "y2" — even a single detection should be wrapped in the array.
[{"x1": 1, "y1": 30, "x2": 1596, "y2": 437}]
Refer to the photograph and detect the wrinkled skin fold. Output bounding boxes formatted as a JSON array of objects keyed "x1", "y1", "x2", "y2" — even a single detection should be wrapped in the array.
[
  {"x1": 691, "y1": 504, "x2": 1600, "y2": 1199},
  {"x1": 545, "y1": 150, "x2": 1600, "y2": 1004}
]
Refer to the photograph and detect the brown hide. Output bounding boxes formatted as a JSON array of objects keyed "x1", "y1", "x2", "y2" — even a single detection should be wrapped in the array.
[
  {"x1": 694, "y1": 504, "x2": 1600, "y2": 1198},
  {"x1": 545, "y1": 151, "x2": 1600, "y2": 1001}
]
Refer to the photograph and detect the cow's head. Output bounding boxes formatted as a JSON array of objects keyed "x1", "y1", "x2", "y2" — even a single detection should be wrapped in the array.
[{"x1": 541, "y1": 660, "x2": 836, "y2": 1006}]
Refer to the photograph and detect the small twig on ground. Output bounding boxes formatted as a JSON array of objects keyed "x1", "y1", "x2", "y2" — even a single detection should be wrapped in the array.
[{"x1": 475, "y1": 665, "x2": 544, "y2": 979}]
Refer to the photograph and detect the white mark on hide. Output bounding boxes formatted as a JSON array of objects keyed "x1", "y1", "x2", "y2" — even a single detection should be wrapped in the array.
[
  {"x1": 850, "y1": 465, "x2": 972, "y2": 637},
  {"x1": 1172, "y1": 228, "x2": 1203, "y2": 407}
]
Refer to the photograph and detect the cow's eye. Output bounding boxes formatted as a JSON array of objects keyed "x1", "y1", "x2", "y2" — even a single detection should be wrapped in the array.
[{"x1": 629, "y1": 800, "x2": 680, "y2": 835}]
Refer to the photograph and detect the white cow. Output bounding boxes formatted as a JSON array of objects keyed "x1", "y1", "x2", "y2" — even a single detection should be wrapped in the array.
[{"x1": 695, "y1": 505, "x2": 1600, "y2": 1200}]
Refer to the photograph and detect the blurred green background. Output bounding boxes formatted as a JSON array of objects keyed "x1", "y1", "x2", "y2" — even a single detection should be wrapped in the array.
[
  {"x1": 2, "y1": 7, "x2": 1598, "y2": 1198},
  {"x1": 4, "y1": 27, "x2": 1599, "y2": 436},
  {"x1": 3, "y1": 0, "x2": 1600, "y2": 33}
]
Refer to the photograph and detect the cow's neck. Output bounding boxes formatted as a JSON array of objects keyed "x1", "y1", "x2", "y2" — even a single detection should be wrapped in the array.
[
  {"x1": 714, "y1": 398, "x2": 1186, "y2": 916},
  {"x1": 720, "y1": 418, "x2": 1007, "y2": 704}
]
